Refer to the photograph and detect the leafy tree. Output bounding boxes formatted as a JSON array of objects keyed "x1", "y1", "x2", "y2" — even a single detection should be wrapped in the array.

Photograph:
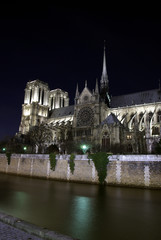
[
  {"x1": 155, "y1": 139, "x2": 161, "y2": 154},
  {"x1": 46, "y1": 144, "x2": 59, "y2": 154},
  {"x1": 0, "y1": 135, "x2": 28, "y2": 154},
  {"x1": 69, "y1": 153, "x2": 75, "y2": 174},
  {"x1": 62, "y1": 140, "x2": 75, "y2": 154},
  {"x1": 49, "y1": 152, "x2": 57, "y2": 170},
  {"x1": 88, "y1": 152, "x2": 109, "y2": 184},
  {"x1": 27, "y1": 123, "x2": 53, "y2": 153}
]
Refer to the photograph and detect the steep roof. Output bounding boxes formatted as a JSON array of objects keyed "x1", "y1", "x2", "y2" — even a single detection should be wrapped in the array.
[
  {"x1": 111, "y1": 89, "x2": 161, "y2": 108},
  {"x1": 49, "y1": 105, "x2": 74, "y2": 118},
  {"x1": 101, "y1": 113, "x2": 120, "y2": 125}
]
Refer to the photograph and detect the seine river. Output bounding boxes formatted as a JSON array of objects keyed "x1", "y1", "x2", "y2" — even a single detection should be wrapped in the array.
[{"x1": 0, "y1": 173, "x2": 161, "y2": 240}]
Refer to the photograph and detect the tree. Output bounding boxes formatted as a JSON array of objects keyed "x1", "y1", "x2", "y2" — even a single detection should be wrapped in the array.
[
  {"x1": 88, "y1": 152, "x2": 109, "y2": 184},
  {"x1": 0, "y1": 135, "x2": 27, "y2": 154},
  {"x1": 46, "y1": 144, "x2": 59, "y2": 154},
  {"x1": 155, "y1": 139, "x2": 161, "y2": 154},
  {"x1": 27, "y1": 123, "x2": 53, "y2": 153}
]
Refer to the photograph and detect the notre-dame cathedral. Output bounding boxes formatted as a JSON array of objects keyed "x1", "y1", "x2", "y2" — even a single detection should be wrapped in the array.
[{"x1": 19, "y1": 47, "x2": 161, "y2": 154}]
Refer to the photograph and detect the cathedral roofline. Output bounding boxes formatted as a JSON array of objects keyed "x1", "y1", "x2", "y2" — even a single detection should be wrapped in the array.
[
  {"x1": 112, "y1": 88, "x2": 161, "y2": 98},
  {"x1": 27, "y1": 79, "x2": 48, "y2": 86},
  {"x1": 27, "y1": 79, "x2": 49, "y2": 87},
  {"x1": 49, "y1": 105, "x2": 74, "y2": 119},
  {"x1": 111, "y1": 88, "x2": 161, "y2": 108},
  {"x1": 101, "y1": 113, "x2": 121, "y2": 125},
  {"x1": 50, "y1": 88, "x2": 68, "y2": 94}
]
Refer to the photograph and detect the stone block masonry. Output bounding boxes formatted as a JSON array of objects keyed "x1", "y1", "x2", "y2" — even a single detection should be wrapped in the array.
[
  {"x1": 108, "y1": 155, "x2": 161, "y2": 188},
  {"x1": 0, "y1": 154, "x2": 161, "y2": 189}
]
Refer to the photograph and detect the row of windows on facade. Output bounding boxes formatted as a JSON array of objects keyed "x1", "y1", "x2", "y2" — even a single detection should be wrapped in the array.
[{"x1": 74, "y1": 129, "x2": 92, "y2": 137}]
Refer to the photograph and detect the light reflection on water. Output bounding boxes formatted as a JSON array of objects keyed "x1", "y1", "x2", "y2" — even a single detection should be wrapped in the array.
[
  {"x1": 68, "y1": 196, "x2": 94, "y2": 238},
  {"x1": 0, "y1": 173, "x2": 161, "y2": 240}
]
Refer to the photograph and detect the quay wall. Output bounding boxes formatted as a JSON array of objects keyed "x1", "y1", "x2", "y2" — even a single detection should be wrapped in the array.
[{"x1": 0, "y1": 154, "x2": 161, "y2": 189}]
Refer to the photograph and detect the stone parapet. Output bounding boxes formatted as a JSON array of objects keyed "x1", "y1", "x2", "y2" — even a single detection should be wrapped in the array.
[
  {"x1": 0, "y1": 154, "x2": 161, "y2": 188},
  {"x1": 109, "y1": 154, "x2": 161, "y2": 161}
]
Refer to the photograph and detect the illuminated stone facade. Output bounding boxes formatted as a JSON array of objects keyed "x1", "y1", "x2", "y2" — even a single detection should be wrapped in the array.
[{"x1": 19, "y1": 48, "x2": 161, "y2": 153}]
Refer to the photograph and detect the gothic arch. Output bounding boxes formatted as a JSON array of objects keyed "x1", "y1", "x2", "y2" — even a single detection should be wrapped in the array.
[
  {"x1": 139, "y1": 112, "x2": 145, "y2": 131},
  {"x1": 128, "y1": 113, "x2": 136, "y2": 130},
  {"x1": 30, "y1": 89, "x2": 32, "y2": 103},
  {"x1": 157, "y1": 110, "x2": 161, "y2": 123},
  {"x1": 51, "y1": 97, "x2": 53, "y2": 110},
  {"x1": 38, "y1": 88, "x2": 41, "y2": 103},
  {"x1": 101, "y1": 125, "x2": 110, "y2": 151},
  {"x1": 148, "y1": 112, "x2": 153, "y2": 123},
  {"x1": 41, "y1": 89, "x2": 44, "y2": 105},
  {"x1": 121, "y1": 113, "x2": 127, "y2": 124}
]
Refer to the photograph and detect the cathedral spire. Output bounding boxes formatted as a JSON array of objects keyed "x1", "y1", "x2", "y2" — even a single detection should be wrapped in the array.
[
  {"x1": 95, "y1": 78, "x2": 99, "y2": 94},
  {"x1": 75, "y1": 83, "x2": 79, "y2": 98},
  {"x1": 100, "y1": 40, "x2": 109, "y2": 89},
  {"x1": 159, "y1": 79, "x2": 161, "y2": 91},
  {"x1": 100, "y1": 41, "x2": 110, "y2": 106}
]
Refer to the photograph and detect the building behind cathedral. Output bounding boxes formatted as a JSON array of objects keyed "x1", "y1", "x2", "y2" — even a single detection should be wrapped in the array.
[{"x1": 19, "y1": 47, "x2": 161, "y2": 154}]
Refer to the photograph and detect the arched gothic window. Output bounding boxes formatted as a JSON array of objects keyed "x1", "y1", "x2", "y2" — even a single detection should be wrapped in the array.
[
  {"x1": 139, "y1": 112, "x2": 145, "y2": 131},
  {"x1": 139, "y1": 112, "x2": 144, "y2": 122},
  {"x1": 157, "y1": 110, "x2": 161, "y2": 123},
  {"x1": 30, "y1": 89, "x2": 32, "y2": 103},
  {"x1": 102, "y1": 132, "x2": 110, "y2": 151},
  {"x1": 130, "y1": 113, "x2": 135, "y2": 129},
  {"x1": 38, "y1": 88, "x2": 41, "y2": 103},
  {"x1": 127, "y1": 144, "x2": 132, "y2": 153},
  {"x1": 121, "y1": 114, "x2": 127, "y2": 123},
  {"x1": 51, "y1": 97, "x2": 53, "y2": 110},
  {"x1": 42, "y1": 89, "x2": 44, "y2": 105},
  {"x1": 152, "y1": 126, "x2": 159, "y2": 135},
  {"x1": 148, "y1": 112, "x2": 153, "y2": 123}
]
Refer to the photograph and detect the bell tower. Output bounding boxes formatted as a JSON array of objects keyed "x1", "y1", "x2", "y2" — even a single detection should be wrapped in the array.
[{"x1": 19, "y1": 79, "x2": 50, "y2": 134}]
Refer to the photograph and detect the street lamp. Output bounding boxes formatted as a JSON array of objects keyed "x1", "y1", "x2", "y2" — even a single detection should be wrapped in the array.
[
  {"x1": 23, "y1": 146, "x2": 27, "y2": 152},
  {"x1": 80, "y1": 144, "x2": 89, "y2": 154},
  {"x1": 2, "y1": 148, "x2": 6, "y2": 152}
]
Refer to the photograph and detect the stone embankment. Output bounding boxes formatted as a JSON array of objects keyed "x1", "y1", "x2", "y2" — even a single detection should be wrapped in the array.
[
  {"x1": 0, "y1": 211, "x2": 76, "y2": 240},
  {"x1": 0, "y1": 154, "x2": 161, "y2": 189}
]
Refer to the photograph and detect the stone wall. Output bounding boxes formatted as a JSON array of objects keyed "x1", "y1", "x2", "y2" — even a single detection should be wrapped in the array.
[{"x1": 0, "y1": 154, "x2": 161, "y2": 189}]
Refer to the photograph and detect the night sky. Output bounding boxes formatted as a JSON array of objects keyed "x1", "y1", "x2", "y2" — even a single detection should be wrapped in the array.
[{"x1": 0, "y1": 4, "x2": 161, "y2": 140}]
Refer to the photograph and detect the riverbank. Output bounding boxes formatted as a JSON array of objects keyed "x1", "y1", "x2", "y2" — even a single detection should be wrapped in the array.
[
  {"x1": 0, "y1": 154, "x2": 161, "y2": 189},
  {"x1": 0, "y1": 211, "x2": 76, "y2": 240}
]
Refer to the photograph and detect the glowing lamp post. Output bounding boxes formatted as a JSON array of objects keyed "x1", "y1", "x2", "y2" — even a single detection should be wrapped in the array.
[
  {"x1": 23, "y1": 146, "x2": 27, "y2": 152},
  {"x1": 80, "y1": 144, "x2": 89, "y2": 154},
  {"x1": 2, "y1": 148, "x2": 6, "y2": 152}
]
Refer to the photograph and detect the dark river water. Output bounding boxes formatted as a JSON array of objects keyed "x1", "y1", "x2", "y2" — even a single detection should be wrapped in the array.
[{"x1": 0, "y1": 173, "x2": 161, "y2": 240}]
